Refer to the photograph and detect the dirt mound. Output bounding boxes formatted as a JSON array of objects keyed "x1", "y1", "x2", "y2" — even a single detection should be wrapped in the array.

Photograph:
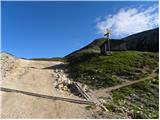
[{"x1": 0, "y1": 52, "x2": 17, "y2": 80}]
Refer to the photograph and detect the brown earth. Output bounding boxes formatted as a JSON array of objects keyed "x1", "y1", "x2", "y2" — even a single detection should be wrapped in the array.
[{"x1": 0, "y1": 53, "x2": 94, "y2": 118}]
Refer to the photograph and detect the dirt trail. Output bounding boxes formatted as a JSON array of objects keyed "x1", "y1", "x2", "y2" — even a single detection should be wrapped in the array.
[
  {"x1": 93, "y1": 68, "x2": 157, "y2": 98},
  {"x1": 0, "y1": 53, "x2": 93, "y2": 118}
]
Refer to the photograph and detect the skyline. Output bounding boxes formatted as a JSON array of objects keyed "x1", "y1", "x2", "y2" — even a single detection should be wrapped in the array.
[{"x1": 1, "y1": 1, "x2": 159, "y2": 58}]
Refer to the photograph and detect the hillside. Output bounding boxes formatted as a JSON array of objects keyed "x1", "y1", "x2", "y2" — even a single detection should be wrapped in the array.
[
  {"x1": 65, "y1": 28, "x2": 159, "y2": 59},
  {"x1": 124, "y1": 28, "x2": 159, "y2": 52},
  {"x1": 65, "y1": 51, "x2": 158, "y2": 118},
  {"x1": 64, "y1": 28, "x2": 159, "y2": 118},
  {"x1": 66, "y1": 51, "x2": 158, "y2": 88}
]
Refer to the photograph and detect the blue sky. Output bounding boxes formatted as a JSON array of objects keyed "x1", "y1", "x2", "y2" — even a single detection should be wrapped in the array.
[{"x1": 1, "y1": 1, "x2": 159, "y2": 58}]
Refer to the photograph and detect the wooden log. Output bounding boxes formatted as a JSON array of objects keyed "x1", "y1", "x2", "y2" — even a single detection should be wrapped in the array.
[{"x1": 0, "y1": 87, "x2": 94, "y2": 105}]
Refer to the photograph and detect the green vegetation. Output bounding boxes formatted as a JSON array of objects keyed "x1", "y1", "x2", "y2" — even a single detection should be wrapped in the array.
[
  {"x1": 104, "y1": 76, "x2": 159, "y2": 119},
  {"x1": 31, "y1": 57, "x2": 66, "y2": 62},
  {"x1": 67, "y1": 51, "x2": 158, "y2": 89}
]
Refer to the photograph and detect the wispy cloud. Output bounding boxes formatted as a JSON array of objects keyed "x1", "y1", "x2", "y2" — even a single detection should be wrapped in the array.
[{"x1": 96, "y1": 4, "x2": 159, "y2": 38}]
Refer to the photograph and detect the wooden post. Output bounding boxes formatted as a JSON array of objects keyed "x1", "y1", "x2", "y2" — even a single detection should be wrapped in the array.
[
  {"x1": 104, "y1": 29, "x2": 111, "y2": 55},
  {"x1": 107, "y1": 33, "x2": 110, "y2": 52}
]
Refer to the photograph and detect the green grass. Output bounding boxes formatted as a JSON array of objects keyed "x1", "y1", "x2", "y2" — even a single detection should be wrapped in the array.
[
  {"x1": 31, "y1": 57, "x2": 66, "y2": 62},
  {"x1": 104, "y1": 76, "x2": 159, "y2": 119},
  {"x1": 67, "y1": 51, "x2": 158, "y2": 89}
]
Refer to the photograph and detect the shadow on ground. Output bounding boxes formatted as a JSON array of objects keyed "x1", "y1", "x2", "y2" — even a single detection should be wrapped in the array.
[{"x1": 42, "y1": 64, "x2": 67, "y2": 70}]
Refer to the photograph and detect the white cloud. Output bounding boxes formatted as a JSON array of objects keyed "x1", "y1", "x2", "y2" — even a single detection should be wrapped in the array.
[{"x1": 96, "y1": 4, "x2": 159, "y2": 38}]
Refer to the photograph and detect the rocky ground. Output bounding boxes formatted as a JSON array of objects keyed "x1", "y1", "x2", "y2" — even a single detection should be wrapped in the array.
[{"x1": 0, "y1": 52, "x2": 94, "y2": 118}]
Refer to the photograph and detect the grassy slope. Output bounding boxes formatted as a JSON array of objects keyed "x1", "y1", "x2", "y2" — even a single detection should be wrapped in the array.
[
  {"x1": 67, "y1": 51, "x2": 158, "y2": 89},
  {"x1": 104, "y1": 75, "x2": 159, "y2": 119},
  {"x1": 67, "y1": 51, "x2": 158, "y2": 119}
]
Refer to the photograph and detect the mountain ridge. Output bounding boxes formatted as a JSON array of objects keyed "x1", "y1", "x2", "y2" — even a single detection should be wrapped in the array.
[{"x1": 65, "y1": 27, "x2": 159, "y2": 58}]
